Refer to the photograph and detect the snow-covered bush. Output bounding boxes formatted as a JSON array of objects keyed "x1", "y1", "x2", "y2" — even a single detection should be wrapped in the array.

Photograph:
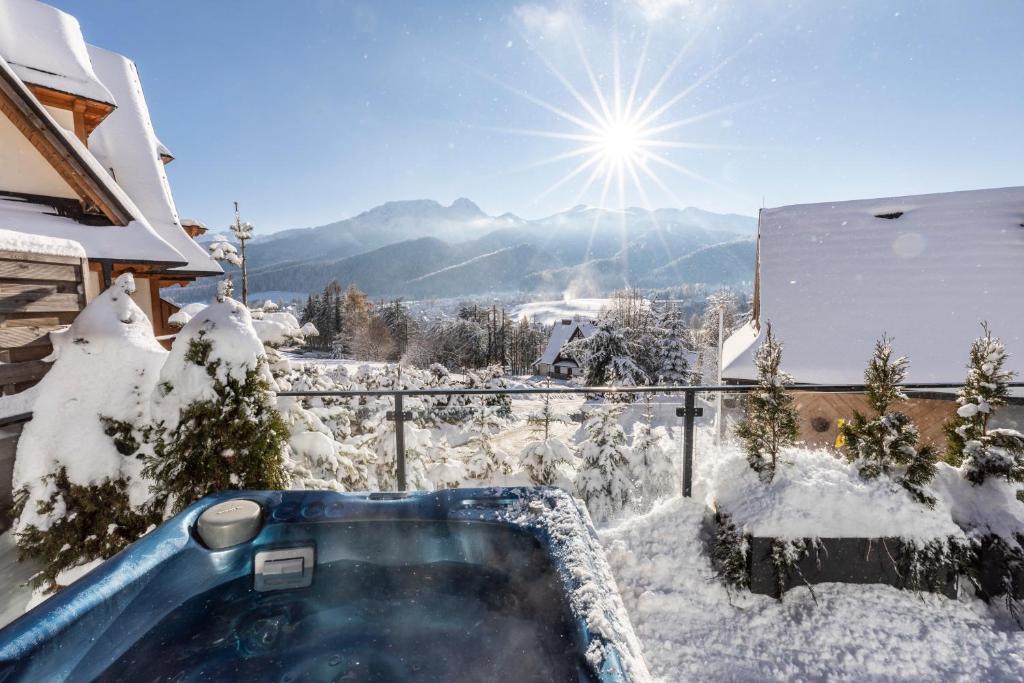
[
  {"x1": 520, "y1": 390, "x2": 574, "y2": 486},
  {"x1": 12, "y1": 274, "x2": 165, "y2": 592},
  {"x1": 733, "y1": 323, "x2": 798, "y2": 481},
  {"x1": 630, "y1": 421, "x2": 675, "y2": 511},
  {"x1": 146, "y1": 297, "x2": 288, "y2": 515},
  {"x1": 575, "y1": 406, "x2": 634, "y2": 524},
  {"x1": 839, "y1": 336, "x2": 938, "y2": 506},
  {"x1": 463, "y1": 404, "x2": 511, "y2": 483},
  {"x1": 944, "y1": 323, "x2": 1024, "y2": 484},
  {"x1": 251, "y1": 307, "x2": 312, "y2": 348}
]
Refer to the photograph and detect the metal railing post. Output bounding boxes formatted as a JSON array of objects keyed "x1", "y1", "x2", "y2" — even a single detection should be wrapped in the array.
[
  {"x1": 682, "y1": 389, "x2": 695, "y2": 497},
  {"x1": 394, "y1": 393, "x2": 407, "y2": 491}
]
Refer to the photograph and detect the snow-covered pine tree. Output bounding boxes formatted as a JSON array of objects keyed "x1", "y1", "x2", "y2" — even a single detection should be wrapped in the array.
[
  {"x1": 575, "y1": 406, "x2": 634, "y2": 524},
  {"x1": 12, "y1": 274, "x2": 165, "y2": 592},
  {"x1": 520, "y1": 387, "x2": 574, "y2": 486},
  {"x1": 464, "y1": 404, "x2": 511, "y2": 483},
  {"x1": 944, "y1": 323, "x2": 1024, "y2": 484},
  {"x1": 630, "y1": 397, "x2": 676, "y2": 510},
  {"x1": 839, "y1": 336, "x2": 938, "y2": 505},
  {"x1": 657, "y1": 303, "x2": 697, "y2": 385},
  {"x1": 733, "y1": 323, "x2": 798, "y2": 481},
  {"x1": 146, "y1": 296, "x2": 289, "y2": 515}
]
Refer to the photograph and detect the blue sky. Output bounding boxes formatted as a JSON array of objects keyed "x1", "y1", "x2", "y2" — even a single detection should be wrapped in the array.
[{"x1": 55, "y1": 0, "x2": 1023, "y2": 234}]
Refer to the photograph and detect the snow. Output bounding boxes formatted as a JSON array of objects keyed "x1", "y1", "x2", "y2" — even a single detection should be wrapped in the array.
[
  {"x1": 167, "y1": 302, "x2": 206, "y2": 328},
  {"x1": 706, "y1": 445, "x2": 964, "y2": 540},
  {"x1": 86, "y1": 46, "x2": 221, "y2": 277},
  {"x1": 0, "y1": 228, "x2": 84, "y2": 258},
  {"x1": 933, "y1": 464, "x2": 1024, "y2": 545},
  {"x1": 511, "y1": 298, "x2": 608, "y2": 326},
  {"x1": 603, "y1": 496, "x2": 1024, "y2": 681},
  {"x1": 12, "y1": 273, "x2": 167, "y2": 532},
  {"x1": 0, "y1": 0, "x2": 114, "y2": 104},
  {"x1": 536, "y1": 319, "x2": 597, "y2": 366},
  {"x1": 723, "y1": 186, "x2": 1024, "y2": 385},
  {"x1": 152, "y1": 297, "x2": 268, "y2": 432}
]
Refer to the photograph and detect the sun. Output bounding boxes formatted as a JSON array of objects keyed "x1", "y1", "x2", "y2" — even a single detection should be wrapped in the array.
[
  {"x1": 596, "y1": 118, "x2": 646, "y2": 165},
  {"x1": 482, "y1": 25, "x2": 748, "y2": 212}
]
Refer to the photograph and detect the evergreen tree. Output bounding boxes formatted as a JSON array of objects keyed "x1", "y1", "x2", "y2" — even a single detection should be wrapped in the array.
[
  {"x1": 630, "y1": 396, "x2": 676, "y2": 510},
  {"x1": 464, "y1": 404, "x2": 510, "y2": 482},
  {"x1": 12, "y1": 275, "x2": 165, "y2": 592},
  {"x1": 575, "y1": 407, "x2": 634, "y2": 523},
  {"x1": 945, "y1": 323, "x2": 1024, "y2": 484},
  {"x1": 733, "y1": 323, "x2": 798, "y2": 481},
  {"x1": 146, "y1": 298, "x2": 289, "y2": 515},
  {"x1": 567, "y1": 319, "x2": 647, "y2": 388},
  {"x1": 520, "y1": 384, "x2": 574, "y2": 485},
  {"x1": 839, "y1": 336, "x2": 938, "y2": 505},
  {"x1": 657, "y1": 304, "x2": 697, "y2": 385}
]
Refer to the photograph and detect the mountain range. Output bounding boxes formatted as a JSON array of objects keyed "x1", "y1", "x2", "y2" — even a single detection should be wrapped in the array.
[{"x1": 178, "y1": 199, "x2": 757, "y2": 303}]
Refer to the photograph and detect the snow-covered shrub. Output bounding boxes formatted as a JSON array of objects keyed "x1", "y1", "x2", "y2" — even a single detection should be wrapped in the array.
[
  {"x1": 710, "y1": 512, "x2": 750, "y2": 590},
  {"x1": 145, "y1": 297, "x2": 288, "y2": 515},
  {"x1": 359, "y1": 397, "x2": 432, "y2": 490},
  {"x1": 630, "y1": 421, "x2": 675, "y2": 511},
  {"x1": 251, "y1": 308, "x2": 310, "y2": 348},
  {"x1": 839, "y1": 336, "x2": 937, "y2": 506},
  {"x1": 12, "y1": 274, "x2": 165, "y2": 592},
  {"x1": 733, "y1": 323, "x2": 798, "y2": 481},
  {"x1": 519, "y1": 388, "x2": 574, "y2": 486},
  {"x1": 427, "y1": 452, "x2": 468, "y2": 490},
  {"x1": 944, "y1": 323, "x2": 1024, "y2": 484},
  {"x1": 575, "y1": 406, "x2": 634, "y2": 524},
  {"x1": 463, "y1": 405, "x2": 511, "y2": 483}
]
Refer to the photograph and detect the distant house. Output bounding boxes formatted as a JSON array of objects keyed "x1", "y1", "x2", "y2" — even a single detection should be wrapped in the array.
[
  {"x1": 0, "y1": 0, "x2": 221, "y2": 385},
  {"x1": 721, "y1": 185, "x2": 1024, "y2": 448},
  {"x1": 534, "y1": 319, "x2": 596, "y2": 378}
]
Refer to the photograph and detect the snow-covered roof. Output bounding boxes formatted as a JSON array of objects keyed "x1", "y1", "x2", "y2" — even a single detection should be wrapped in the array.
[
  {"x1": 0, "y1": 53, "x2": 186, "y2": 266},
  {"x1": 536, "y1": 320, "x2": 596, "y2": 366},
  {"x1": 0, "y1": 0, "x2": 114, "y2": 105},
  {"x1": 86, "y1": 46, "x2": 221, "y2": 276},
  {"x1": 722, "y1": 186, "x2": 1024, "y2": 384},
  {"x1": 0, "y1": 227, "x2": 84, "y2": 258}
]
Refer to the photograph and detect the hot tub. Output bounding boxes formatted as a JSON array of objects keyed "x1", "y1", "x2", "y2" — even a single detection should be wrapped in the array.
[{"x1": 0, "y1": 487, "x2": 648, "y2": 682}]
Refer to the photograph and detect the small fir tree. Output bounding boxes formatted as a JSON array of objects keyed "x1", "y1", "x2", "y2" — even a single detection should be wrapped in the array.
[
  {"x1": 519, "y1": 382, "x2": 574, "y2": 485},
  {"x1": 657, "y1": 304, "x2": 697, "y2": 385},
  {"x1": 566, "y1": 319, "x2": 647, "y2": 388},
  {"x1": 464, "y1": 405, "x2": 511, "y2": 482},
  {"x1": 575, "y1": 407, "x2": 634, "y2": 524},
  {"x1": 630, "y1": 396, "x2": 676, "y2": 510},
  {"x1": 944, "y1": 323, "x2": 1024, "y2": 484},
  {"x1": 839, "y1": 336, "x2": 938, "y2": 505},
  {"x1": 734, "y1": 324, "x2": 798, "y2": 481},
  {"x1": 146, "y1": 298, "x2": 289, "y2": 515}
]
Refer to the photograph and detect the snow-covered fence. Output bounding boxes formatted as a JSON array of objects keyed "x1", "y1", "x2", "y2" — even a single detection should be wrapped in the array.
[{"x1": 278, "y1": 380, "x2": 1024, "y2": 493}]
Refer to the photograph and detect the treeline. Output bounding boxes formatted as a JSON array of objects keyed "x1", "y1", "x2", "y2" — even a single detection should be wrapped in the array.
[{"x1": 299, "y1": 281, "x2": 548, "y2": 372}]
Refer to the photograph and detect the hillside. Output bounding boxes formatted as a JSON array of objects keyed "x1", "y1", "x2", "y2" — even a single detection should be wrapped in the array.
[{"x1": 174, "y1": 199, "x2": 756, "y2": 303}]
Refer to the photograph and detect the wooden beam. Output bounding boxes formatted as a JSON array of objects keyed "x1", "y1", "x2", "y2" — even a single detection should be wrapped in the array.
[
  {"x1": 0, "y1": 260, "x2": 79, "y2": 282},
  {"x1": 25, "y1": 84, "x2": 115, "y2": 140},
  {"x1": 0, "y1": 69, "x2": 130, "y2": 225}
]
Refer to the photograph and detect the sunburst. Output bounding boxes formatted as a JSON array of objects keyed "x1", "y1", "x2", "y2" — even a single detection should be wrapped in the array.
[{"x1": 486, "y1": 24, "x2": 752, "y2": 213}]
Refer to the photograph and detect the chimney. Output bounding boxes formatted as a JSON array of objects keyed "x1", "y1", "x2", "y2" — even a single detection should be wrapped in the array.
[{"x1": 561, "y1": 319, "x2": 572, "y2": 326}]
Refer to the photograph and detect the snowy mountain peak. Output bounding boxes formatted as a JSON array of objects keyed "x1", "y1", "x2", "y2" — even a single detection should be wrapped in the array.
[{"x1": 449, "y1": 197, "x2": 483, "y2": 214}]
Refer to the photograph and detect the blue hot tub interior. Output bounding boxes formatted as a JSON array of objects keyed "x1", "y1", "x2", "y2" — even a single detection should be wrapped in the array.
[{"x1": 0, "y1": 490, "x2": 616, "y2": 682}]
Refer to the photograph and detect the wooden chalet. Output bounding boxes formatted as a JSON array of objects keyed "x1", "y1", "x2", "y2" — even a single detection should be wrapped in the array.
[
  {"x1": 721, "y1": 186, "x2": 1024, "y2": 448},
  {"x1": 0, "y1": 0, "x2": 222, "y2": 389},
  {"x1": 534, "y1": 319, "x2": 596, "y2": 378}
]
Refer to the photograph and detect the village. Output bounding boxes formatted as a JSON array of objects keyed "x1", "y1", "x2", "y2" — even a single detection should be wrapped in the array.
[{"x1": 0, "y1": 0, "x2": 1021, "y2": 681}]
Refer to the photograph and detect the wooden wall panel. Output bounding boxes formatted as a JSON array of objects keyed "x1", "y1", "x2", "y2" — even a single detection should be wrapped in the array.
[{"x1": 0, "y1": 252, "x2": 87, "y2": 394}]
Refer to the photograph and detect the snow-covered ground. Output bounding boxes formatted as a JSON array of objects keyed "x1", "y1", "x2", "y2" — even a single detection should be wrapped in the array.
[
  {"x1": 510, "y1": 298, "x2": 610, "y2": 324},
  {"x1": 604, "y1": 496, "x2": 1024, "y2": 681}
]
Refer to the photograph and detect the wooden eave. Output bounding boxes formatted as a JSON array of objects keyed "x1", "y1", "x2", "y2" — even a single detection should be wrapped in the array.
[
  {"x1": 25, "y1": 83, "x2": 114, "y2": 144},
  {"x1": 0, "y1": 66, "x2": 132, "y2": 226}
]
